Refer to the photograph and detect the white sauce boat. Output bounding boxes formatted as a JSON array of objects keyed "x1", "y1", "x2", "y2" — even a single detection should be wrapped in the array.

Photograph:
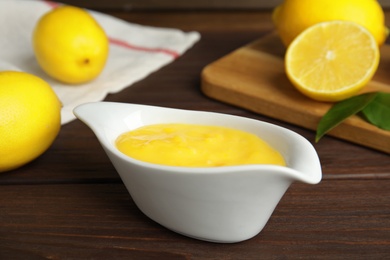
[{"x1": 74, "y1": 102, "x2": 322, "y2": 243}]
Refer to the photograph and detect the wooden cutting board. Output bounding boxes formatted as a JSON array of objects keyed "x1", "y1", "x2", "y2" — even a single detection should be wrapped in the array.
[{"x1": 201, "y1": 32, "x2": 390, "y2": 154}]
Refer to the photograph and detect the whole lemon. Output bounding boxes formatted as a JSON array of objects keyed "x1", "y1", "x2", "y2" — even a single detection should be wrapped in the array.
[
  {"x1": 273, "y1": 0, "x2": 388, "y2": 46},
  {"x1": 0, "y1": 71, "x2": 61, "y2": 172},
  {"x1": 33, "y1": 6, "x2": 109, "y2": 84}
]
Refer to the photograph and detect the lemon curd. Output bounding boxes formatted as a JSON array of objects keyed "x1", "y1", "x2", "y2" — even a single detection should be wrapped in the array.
[{"x1": 115, "y1": 123, "x2": 286, "y2": 167}]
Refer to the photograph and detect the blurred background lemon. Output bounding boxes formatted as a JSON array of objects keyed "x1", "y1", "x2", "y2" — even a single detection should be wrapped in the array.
[
  {"x1": 0, "y1": 71, "x2": 61, "y2": 172},
  {"x1": 33, "y1": 6, "x2": 109, "y2": 84},
  {"x1": 273, "y1": 0, "x2": 388, "y2": 46}
]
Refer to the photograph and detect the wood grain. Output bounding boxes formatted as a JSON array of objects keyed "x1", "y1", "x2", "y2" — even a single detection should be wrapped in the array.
[
  {"x1": 201, "y1": 33, "x2": 390, "y2": 153},
  {"x1": 0, "y1": 180, "x2": 389, "y2": 259}
]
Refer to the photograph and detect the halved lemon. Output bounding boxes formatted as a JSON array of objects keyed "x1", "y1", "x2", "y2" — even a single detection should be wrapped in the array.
[{"x1": 285, "y1": 20, "x2": 380, "y2": 102}]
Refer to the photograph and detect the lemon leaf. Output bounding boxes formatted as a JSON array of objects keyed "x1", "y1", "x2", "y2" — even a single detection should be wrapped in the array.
[
  {"x1": 361, "y1": 92, "x2": 390, "y2": 130},
  {"x1": 315, "y1": 92, "x2": 378, "y2": 142}
]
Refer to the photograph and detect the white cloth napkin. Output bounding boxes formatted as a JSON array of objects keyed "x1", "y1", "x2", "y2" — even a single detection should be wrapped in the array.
[{"x1": 0, "y1": 0, "x2": 201, "y2": 124}]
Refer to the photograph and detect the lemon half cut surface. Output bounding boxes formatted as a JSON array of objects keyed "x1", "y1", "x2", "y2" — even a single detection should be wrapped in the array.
[{"x1": 285, "y1": 21, "x2": 380, "y2": 102}]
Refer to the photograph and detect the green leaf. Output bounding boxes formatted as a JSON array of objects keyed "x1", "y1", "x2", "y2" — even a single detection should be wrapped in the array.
[
  {"x1": 361, "y1": 92, "x2": 390, "y2": 131},
  {"x1": 315, "y1": 92, "x2": 378, "y2": 142}
]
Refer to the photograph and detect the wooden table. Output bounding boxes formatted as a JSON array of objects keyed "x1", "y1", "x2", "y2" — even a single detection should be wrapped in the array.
[{"x1": 1, "y1": 5, "x2": 389, "y2": 259}]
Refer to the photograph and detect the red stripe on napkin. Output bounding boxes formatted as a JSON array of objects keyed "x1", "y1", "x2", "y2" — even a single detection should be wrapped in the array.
[
  {"x1": 108, "y1": 38, "x2": 180, "y2": 58},
  {"x1": 42, "y1": 0, "x2": 180, "y2": 59},
  {"x1": 43, "y1": 0, "x2": 60, "y2": 8}
]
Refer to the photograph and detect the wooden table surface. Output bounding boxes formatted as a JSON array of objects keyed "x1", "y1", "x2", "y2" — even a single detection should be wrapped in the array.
[{"x1": 1, "y1": 4, "x2": 389, "y2": 259}]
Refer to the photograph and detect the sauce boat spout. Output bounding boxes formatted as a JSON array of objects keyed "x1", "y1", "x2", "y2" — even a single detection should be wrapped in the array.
[
  {"x1": 73, "y1": 102, "x2": 322, "y2": 243},
  {"x1": 73, "y1": 102, "x2": 148, "y2": 136}
]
